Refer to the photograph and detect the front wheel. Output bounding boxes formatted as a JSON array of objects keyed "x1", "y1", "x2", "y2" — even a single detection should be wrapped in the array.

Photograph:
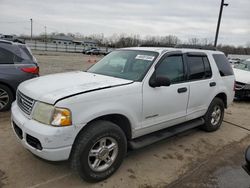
[
  {"x1": 70, "y1": 120, "x2": 127, "y2": 182},
  {"x1": 201, "y1": 98, "x2": 225, "y2": 132}
]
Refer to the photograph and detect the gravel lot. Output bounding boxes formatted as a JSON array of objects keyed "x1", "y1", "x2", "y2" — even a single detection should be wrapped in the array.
[{"x1": 0, "y1": 51, "x2": 250, "y2": 188}]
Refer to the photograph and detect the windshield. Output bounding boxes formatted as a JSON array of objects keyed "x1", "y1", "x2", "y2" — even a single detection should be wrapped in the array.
[
  {"x1": 234, "y1": 60, "x2": 250, "y2": 72},
  {"x1": 87, "y1": 50, "x2": 158, "y2": 81}
]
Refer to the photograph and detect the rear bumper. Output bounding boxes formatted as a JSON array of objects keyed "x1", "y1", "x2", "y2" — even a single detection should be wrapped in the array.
[{"x1": 11, "y1": 101, "x2": 76, "y2": 161}]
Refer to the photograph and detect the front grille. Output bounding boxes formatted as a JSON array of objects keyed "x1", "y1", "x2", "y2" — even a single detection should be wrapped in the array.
[
  {"x1": 17, "y1": 91, "x2": 35, "y2": 115},
  {"x1": 235, "y1": 81, "x2": 246, "y2": 90},
  {"x1": 245, "y1": 84, "x2": 250, "y2": 90}
]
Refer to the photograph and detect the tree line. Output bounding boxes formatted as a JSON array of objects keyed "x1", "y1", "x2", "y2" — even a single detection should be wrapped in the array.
[{"x1": 19, "y1": 32, "x2": 250, "y2": 55}]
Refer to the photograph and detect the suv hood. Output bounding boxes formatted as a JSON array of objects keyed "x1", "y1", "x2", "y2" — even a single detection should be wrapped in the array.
[
  {"x1": 19, "y1": 71, "x2": 133, "y2": 104},
  {"x1": 233, "y1": 68, "x2": 250, "y2": 84}
]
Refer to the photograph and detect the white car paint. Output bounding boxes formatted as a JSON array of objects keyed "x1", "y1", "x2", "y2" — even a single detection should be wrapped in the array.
[
  {"x1": 233, "y1": 67, "x2": 250, "y2": 84},
  {"x1": 11, "y1": 47, "x2": 235, "y2": 161},
  {"x1": 19, "y1": 71, "x2": 133, "y2": 104}
]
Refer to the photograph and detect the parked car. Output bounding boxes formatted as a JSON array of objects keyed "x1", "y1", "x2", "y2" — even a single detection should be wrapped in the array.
[
  {"x1": 0, "y1": 40, "x2": 39, "y2": 111},
  {"x1": 233, "y1": 59, "x2": 250, "y2": 98},
  {"x1": 82, "y1": 49, "x2": 86, "y2": 54},
  {"x1": 243, "y1": 146, "x2": 250, "y2": 175},
  {"x1": 11, "y1": 47, "x2": 234, "y2": 182},
  {"x1": 85, "y1": 48, "x2": 102, "y2": 55}
]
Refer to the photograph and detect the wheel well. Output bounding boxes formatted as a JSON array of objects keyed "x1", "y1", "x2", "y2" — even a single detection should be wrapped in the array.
[
  {"x1": 0, "y1": 81, "x2": 15, "y2": 99},
  {"x1": 80, "y1": 114, "x2": 132, "y2": 140},
  {"x1": 215, "y1": 93, "x2": 227, "y2": 108}
]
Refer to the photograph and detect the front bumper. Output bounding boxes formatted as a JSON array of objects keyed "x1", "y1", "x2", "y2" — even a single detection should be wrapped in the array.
[
  {"x1": 11, "y1": 101, "x2": 77, "y2": 161},
  {"x1": 235, "y1": 89, "x2": 250, "y2": 98},
  {"x1": 235, "y1": 82, "x2": 250, "y2": 98}
]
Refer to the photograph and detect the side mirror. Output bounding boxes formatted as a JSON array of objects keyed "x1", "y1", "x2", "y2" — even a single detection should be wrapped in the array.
[{"x1": 149, "y1": 75, "x2": 171, "y2": 87}]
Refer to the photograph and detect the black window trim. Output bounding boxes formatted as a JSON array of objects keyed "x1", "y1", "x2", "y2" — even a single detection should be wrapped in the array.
[
  {"x1": 184, "y1": 53, "x2": 213, "y2": 82},
  {"x1": 202, "y1": 56, "x2": 213, "y2": 79},
  {"x1": 150, "y1": 51, "x2": 188, "y2": 85}
]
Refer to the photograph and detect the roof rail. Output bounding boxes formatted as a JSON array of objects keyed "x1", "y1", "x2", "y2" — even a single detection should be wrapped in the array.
[
  {"x1": 0, "y1": 39, "x2": 13, "y2": 45},
  {"x1": 175, "y1": 44, "x2": 217, "y2": 51},
  {"x1": 13, "y1": 39, "x2": 25, "y2": 44}
]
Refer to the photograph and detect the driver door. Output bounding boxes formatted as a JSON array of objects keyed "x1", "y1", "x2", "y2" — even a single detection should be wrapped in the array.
[{"x1": 141, "y1": 53, "x2": 189, "y2": 134}]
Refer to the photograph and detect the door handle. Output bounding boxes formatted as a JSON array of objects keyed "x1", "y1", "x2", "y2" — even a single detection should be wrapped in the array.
[
  {"x1": 210, "y1": 82, "x2": 216, "y2": 87},
  {"x1": 177, "y1": 87, "x2": 187, "y2": 93}
]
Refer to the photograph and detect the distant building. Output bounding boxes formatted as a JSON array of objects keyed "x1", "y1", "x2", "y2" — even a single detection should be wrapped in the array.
[
  {"x1": 73, "y1": 40, "x2": 98, "y2": 49},
  {"x1": 51, "y1": 35, "x2": 74, "y2": 45},
  {"x1": 51, "y1": 35, "x2": 98, "y2": 49}
]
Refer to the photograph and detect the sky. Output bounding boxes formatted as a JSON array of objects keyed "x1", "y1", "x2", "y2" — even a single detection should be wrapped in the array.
[{"x1": 0, "y1": 0, "x2": 250, "y2": 46}]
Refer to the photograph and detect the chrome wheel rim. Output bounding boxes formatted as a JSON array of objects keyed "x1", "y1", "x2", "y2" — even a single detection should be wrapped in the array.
[
  {"x1": 211, "y1": 105, "x2": 221, "y2": 126},
  {"x1": 0, "y1": 89, "x2": 9, "y2": 110},
  {"x1": 88, "y1": 137, "x2": 118, "y2": 172}
]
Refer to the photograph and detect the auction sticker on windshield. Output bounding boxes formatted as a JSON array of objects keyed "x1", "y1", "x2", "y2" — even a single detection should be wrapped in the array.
[{"x1": 135, "y1": 55, "x2": 155, "y2": 61}]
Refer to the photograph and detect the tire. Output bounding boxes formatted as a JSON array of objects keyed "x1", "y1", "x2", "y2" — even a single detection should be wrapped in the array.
[
  {"x1": 0, "y1": 84, "x2": 13, "y2": 112},
  {"x1": 70, "y1": 120, "x2": 127, "y2": 182},
  {"x1": 201, "y1": 97, "x2": 225, "y2": 132}
]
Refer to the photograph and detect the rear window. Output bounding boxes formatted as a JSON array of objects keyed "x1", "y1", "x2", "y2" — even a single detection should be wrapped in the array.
[
  {"x1": 18, "y1": 45, "x2": 34, "y2": 61},
  {"x1": 213, "y1": 54, "x2": 234, "y2": 76}
]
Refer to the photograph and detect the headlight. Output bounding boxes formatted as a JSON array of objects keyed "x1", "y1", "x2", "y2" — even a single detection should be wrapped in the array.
[
  {"x1": 32, "y1": 102, "x2": 72, "y2": 126},
  {"x1": 51, "y1": 108, "x2": 72, "y2": 126},
  {"x1": 33, "y1": 102, "x2": 54, "y2": 125}
]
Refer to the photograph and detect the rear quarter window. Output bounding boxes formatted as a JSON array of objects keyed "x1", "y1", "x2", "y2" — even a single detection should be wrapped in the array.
[
  {"x1": 213, "y1": 54, "x2": 234, "y2": 76},
  {"x1": 0, "y1": 47, "x2": 14, "y2": 64}
]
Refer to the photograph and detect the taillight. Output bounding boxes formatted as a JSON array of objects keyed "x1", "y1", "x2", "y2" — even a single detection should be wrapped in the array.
[{"x1": 21, "y1": 66, "x2": 39, "y2": 74}]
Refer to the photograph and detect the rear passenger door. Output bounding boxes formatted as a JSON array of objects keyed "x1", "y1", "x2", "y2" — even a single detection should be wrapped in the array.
[
  {"x1": 0, "y1": 47, "x2": 15, "y2": 79},
  {"x1": 0, "y1": 47, "x2": 26, "y2": 90},
  {"x1": 184, "y1": 52, "x2": 215, "y2": 121}
]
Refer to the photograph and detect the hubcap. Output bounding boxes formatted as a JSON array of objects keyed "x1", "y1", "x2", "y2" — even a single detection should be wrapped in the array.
[
  {"x1": 88, "y1": 137, "x2": 118, "y2": 172},
  {"x1": 211, "y1": 105, "x2": 221, "y2": 126},
  {"x1": 0, "y1": 89, "x2": 9, "y2": 110}
]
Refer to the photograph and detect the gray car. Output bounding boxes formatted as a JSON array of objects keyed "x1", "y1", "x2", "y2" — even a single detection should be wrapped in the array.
[{"x1": 0, "y1": 40, "x2": 39, "y2": 111}]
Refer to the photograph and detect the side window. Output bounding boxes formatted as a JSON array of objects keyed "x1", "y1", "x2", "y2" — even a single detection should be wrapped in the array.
[
  {"x1": 213, "y1": 54, "x2": 234, "y2": 76},
  {"x1": 187, "y1": 56, "x2": 205, "y2": 80},
  {"x1": 203, "y1": 57, "x2": 212, "y2": 78},
  {"x1": 156, "y1": 55, "x2": 185, "y2": 84},
  {"x1": 0, "y1": 47, "x2": 14, "y2": 64}
]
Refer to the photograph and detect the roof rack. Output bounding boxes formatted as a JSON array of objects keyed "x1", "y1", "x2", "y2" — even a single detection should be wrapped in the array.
[
  {"x1": 175, "y1": 44, "x2": 217, "y2": 51},
  {"x1": 0, "y1": 39, "x2": 13, "y2": 45},
  {"x1": 0, "y1": 39, "x2": 25, "y2": 45}
]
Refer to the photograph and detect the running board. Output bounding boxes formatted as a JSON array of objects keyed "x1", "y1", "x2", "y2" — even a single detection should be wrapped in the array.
[{"x1": 128, "y1": 118, "x2": 204, "y2": 150}]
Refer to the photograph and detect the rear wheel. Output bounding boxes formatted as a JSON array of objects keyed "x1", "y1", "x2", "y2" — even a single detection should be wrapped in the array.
[
  {"x1": 0, "y1": 84, "x2": 13, "y2": 112},
  {"x1": 202, "y1": 98, "x2": 224, "y2": 132},
  {"x1": 70, "y1": 120, "x2": 127, "y2": 182}
]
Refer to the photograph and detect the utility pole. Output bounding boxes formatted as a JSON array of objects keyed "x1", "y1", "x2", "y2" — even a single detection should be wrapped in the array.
[
  {"x1": 30, "y1": 18, "x2": 33, "y2": 41},
  {"x1": 44, "y1": 26, "x2": 47, "y2": 41},
  {"x1": 44, "y1": 26, "x2": 47, "y2": 51},
  {"x1": 214, "y1": 0, "x2": 229, "y2": 47}
]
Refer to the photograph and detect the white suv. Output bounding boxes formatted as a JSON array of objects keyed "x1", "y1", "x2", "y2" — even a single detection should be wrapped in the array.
[{"x1": 11, "y1": 47, "x2": 235, "y2": 182}]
